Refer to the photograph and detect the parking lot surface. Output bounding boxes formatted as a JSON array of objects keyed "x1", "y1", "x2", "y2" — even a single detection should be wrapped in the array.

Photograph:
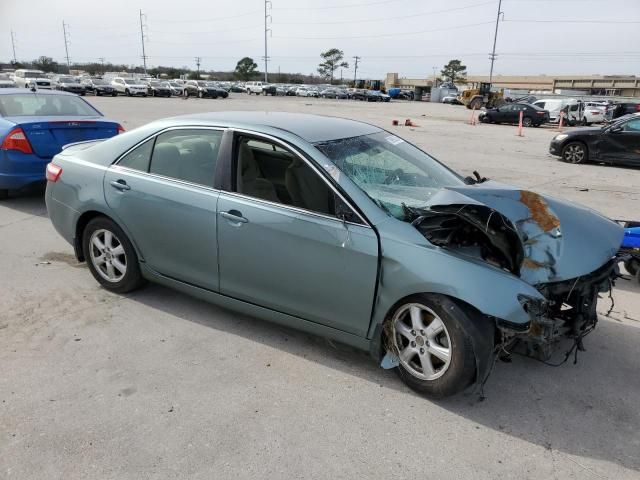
[{"x1": 2, "y1": 95, "x2": 639, "y2": 479}]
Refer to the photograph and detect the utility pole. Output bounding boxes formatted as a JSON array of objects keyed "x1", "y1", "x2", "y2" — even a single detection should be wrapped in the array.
[
  {"x1": 194, "y1": 57, "x2": 201, "y2": 79},
  {"x1": 488, "y1": 0, "x2": 503, "y2": 85},
  {"x1": 62, "y1": 21, "x2": 71, "y2": 68},
  {"x1": 10, "y1": 30, "x2": 17, "y2": 63},
  {"x1": 98, "y1": 57, "x2": 105, "y2": 74},
  {"x1": 139, "y1": 9, "x2": 148, "y2": 74},
  {"x1": 432, "y1": 66, "x2": 437, "y2": 87},
  {"x1": 263, "y1": 0, "x2": 272, "y2": 83},
  {"x1": 353, "y1": 56, "x2": 360, "y2": 86}
]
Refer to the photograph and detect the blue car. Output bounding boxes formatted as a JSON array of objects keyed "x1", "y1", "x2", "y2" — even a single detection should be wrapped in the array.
[{"x1": 0, "y1": 88, "x2": 123, "y2": 199}]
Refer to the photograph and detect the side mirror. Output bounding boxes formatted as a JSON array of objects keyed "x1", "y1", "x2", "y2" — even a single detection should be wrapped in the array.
[{"x1": 609, "y1": 125, "x2": 623, "y2": 134}]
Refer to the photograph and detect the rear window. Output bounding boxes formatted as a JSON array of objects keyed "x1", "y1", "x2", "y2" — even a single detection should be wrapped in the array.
[{"x1": 0, "y1": 94, "x2": 100, "y2": 117}]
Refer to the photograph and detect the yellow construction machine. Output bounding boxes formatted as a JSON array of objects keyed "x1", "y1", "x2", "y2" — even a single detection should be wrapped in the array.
[{"x1": 459, "y1": 82, "x2": 504, "y2": 109}]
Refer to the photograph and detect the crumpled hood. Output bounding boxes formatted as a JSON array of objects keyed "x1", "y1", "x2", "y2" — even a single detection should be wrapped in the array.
[{"x1": 422, "y1": 181, "x2": 623, "y2": 285}]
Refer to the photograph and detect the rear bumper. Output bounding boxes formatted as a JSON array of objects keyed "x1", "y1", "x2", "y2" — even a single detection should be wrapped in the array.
[
  {"x1": 0, "y1": 150, "x2": 50, "y2": 190},
  {"x1": 45, "y1": 183, "x2": 78, "y2": 247}
]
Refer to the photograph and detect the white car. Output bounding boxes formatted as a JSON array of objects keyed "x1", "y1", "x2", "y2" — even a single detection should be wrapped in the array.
[
  {"x1": 111, "y1": 77, "x2": 148, "y2": 97},
  {"x1": 296, "y1": 87, "x2": 319, "y2": 97},
  {"x1": 581, "y1": 102, "x2": 607, "y2": 125},
  {"x1": 246, "y1": 81, "x2": 265, "y2": 95},
  {"x1": 12, "y1": 69, "x2": 52, "y2": 89}
]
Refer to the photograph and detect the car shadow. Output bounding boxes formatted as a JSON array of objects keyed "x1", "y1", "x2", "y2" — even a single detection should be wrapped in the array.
[
  {"x1": 0, "y1": 184, "x2": 48, "y2": 218},
  {"x1": 128, "y1": 282, "x2": 640, "y2": 472}
]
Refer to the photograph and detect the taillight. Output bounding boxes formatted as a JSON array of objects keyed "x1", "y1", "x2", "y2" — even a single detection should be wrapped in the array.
[
  {"x1": 636, "y1": 104, "x2": 640, "y2": 112},
  {"x1": 536, "y1": 111, "x2": 545, "y2": 115},
  {"x1": 46, "y1": 163, "x2": 62, "y2": 182},
  {"x1": 117, "y1": 124, "x2": 125, "y2": 134},
  {"x1": 1, "y1": 127, "x2": 33, "y2": 154}
]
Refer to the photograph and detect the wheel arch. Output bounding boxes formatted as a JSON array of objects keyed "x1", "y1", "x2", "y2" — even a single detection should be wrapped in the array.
[
  {"x1": 75, "y1": 210, "x2": 144, "y2": 263},
  {"x1": 369, "y1": 292, "x2": 495, "y2": 362}
]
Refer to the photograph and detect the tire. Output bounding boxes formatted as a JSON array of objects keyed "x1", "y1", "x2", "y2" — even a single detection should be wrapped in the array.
[
  {"x1": 624, "y1": 259, "x2": 639, "y2": 276},
  {"x1": 112, "y1": 92, "x2": 117, "y2": 97},
  {"x1": 562, "y1": 141, "x2": 588, "y2": 164},
  {"x1": 211, "y1": 93, "x2": 218, "y2": 99},
  {"x1": 386, "y1": 294, "x2": 478, "y2": 398},
  {"x1": 469, "y1": 98, "x2": 483, "y2": 110},
  {"x1": 480, "y1": 115, "x2": 491, "y2": 123},
  {"x1": 82, "y1": 217, "x2": 144, "y2": 294},
  {"x1": 0, "y1": 189, "x2": 8, "y2": 200},
  {"x1": 522, "y1": 116, "x2": 533, "y2": 127},
  {"x1": 125, "y1": 89, "x2": 130, "y2": 97},
  {"x1": 96, "y1": 91, "x2": 101, "y2": 97},
  {"x1": 583, "y1": 117, "x2": 591, "y2": 126},
  {"x1": 143, "y1": 94, "x2": 147, "y2": 97}
]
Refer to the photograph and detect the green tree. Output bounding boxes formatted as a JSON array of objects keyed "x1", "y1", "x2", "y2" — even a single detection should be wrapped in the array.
[
  {"x1": 441, "y1": 59, "x2": 467, "y2": 84},
  {"x1": 234, "y1": 57, "x2": 258, "y2": 81},
  {"x1": 317, "y1": 48, "x2": 348, "y2": 85}
]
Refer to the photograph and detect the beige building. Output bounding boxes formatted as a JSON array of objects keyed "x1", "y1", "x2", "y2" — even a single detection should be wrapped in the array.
[{"x1": 386, "y1": 73, "x2": 640, "y2": 97}]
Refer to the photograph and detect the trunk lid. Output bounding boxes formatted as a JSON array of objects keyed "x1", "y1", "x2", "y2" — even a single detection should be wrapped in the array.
[{"x1": 4, "y1": 116, "x2": 119, "y2": 159}]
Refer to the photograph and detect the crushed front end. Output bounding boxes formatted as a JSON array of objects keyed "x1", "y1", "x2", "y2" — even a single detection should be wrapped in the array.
[{"x1": 405, "y1": 182, "x2": 623, "y2": 360}]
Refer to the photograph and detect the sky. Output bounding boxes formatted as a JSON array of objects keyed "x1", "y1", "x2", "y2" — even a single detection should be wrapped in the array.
[{"x1": 2, "y1": 0, "x2": 639, "y2": 79}]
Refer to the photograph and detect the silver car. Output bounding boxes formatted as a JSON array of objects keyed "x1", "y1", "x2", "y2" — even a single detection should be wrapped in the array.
[{"x1": 45, "y1": 112, "x2": 622, "y2": 397}]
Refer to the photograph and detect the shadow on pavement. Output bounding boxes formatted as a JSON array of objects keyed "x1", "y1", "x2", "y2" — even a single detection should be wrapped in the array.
[
  {"x1": 0, "y1": 184, "x2": 48, "y2": 218},
  {"x1": 130, "y1": 282, "x2": 640, "y2": 472}
]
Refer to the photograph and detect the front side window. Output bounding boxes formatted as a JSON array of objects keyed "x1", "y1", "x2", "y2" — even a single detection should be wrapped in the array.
[
  {"x1": 0, "y1": 94, "x2": 99, "y2": 117},
  {"x1": 235, "y1": 136, "x2": 342, "y2": 218},
  {"x1": 149, "y1": 129, "x2": 222, "y2": 187},
  {"x1": 315, "y1": 132, "x2": 464, "y2": 220}
]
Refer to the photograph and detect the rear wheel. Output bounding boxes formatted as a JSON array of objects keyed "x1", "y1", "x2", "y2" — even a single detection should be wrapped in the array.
[
  {"x1": 522, "y1": 116, "x2": 533, "y2": 127},
  {"x1": 562, "y1": 142, "x2": 588, "y2": 164},
  {"x1": 387, "y1": 294, "x2": 478, "y2": 397},
  {"x1": 582, "y1": 117, "x2": 591, "y2": 126},
  {"x1": 112, "y1": 92, "x2": 117, "y2": 97},
  {"x1": 82, "y1": 217, "x2": 144, "y2": 294}
]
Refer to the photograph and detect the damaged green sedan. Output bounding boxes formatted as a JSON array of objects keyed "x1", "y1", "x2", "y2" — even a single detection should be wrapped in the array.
[{"x1": 45, "y1": 112, "x2": 623, "y2": 397}]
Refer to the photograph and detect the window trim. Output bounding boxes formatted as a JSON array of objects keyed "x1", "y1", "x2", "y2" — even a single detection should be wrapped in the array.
[
  {"x1": 228, "y1": 128, "x2": 370, "y2": 228},
  {"x1": 111, "y1": 125, "x2": 226, "y2": 192}
]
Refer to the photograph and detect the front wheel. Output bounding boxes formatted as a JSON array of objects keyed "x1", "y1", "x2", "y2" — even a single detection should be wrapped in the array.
[
  {"x1": 125, "y1": 89, "x2": 131, "y2": 97},
  {"x1": 83, "y1": 217, "x2": 144, "y2": 294},
  {"x1": 562, "y1": 142, "x2": 588, "y2": 164},
  {"x1": 624, "y1": 259, "x2": 639, "y2": 276},
  {"x1": 387, "y1": 294, "x2": 478, "y2": 397}
]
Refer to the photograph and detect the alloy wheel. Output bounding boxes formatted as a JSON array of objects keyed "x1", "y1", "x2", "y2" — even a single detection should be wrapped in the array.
[
  {"x1": 89, "y1": 229, "x2": 127, "y2": 283},
  {"x1": 563, "y1": 143, "x2": 586, "y2": 163},
  {"x1": 392, "y1": 303, "x2": 452, "y2": 381}
]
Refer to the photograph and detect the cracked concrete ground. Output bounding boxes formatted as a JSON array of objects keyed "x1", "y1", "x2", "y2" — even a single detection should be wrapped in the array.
[{"x1": 1, "y1": 96, "x2": 639, "y2": 479}]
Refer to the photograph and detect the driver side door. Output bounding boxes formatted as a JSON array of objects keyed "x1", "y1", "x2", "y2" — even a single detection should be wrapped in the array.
[{"x1": 599, "y1": 118, "x2": 640, "y2": 165}]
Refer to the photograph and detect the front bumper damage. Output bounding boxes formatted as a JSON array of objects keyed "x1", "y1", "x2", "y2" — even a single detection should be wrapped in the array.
[{"x1": 405, "y1": 182, "x2": 623, "y2": 359}]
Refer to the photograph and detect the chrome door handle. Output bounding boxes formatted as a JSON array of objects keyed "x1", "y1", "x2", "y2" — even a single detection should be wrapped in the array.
[
  {"x1": 220, "y1": 211, "x2": 248, "y2": 224},
  {"x1": 110, "y1": 180, "x2": 130, "y2": 191}
]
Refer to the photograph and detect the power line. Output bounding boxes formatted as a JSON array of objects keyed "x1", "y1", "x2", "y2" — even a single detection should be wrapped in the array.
[
  {"x1": 139, "y1": 9, "x2": 148, "y2": 74},
  {"x1": 152, "y1": 10, "x2": 262, "y2": 24},
  {"x1": 273, "y1": 20, "x2": 494, "y2": 40},
  {"x1": 274, "y1": 0, "x2": 495, "y2": 24},
  {"x1": 274, "y1": 0, "x2": 404, "y2": 10},
  {"x1": 505, "y1": 19, "x2": 640, "y2": 24},
  {"x1": 62, "y1": 21, "x2": 71, "y2": 67}
]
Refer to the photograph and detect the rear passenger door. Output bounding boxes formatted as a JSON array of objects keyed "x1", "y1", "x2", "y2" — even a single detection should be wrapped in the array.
[{"x1": 104, "y1": 128, "x2": 223, "y2": 290}]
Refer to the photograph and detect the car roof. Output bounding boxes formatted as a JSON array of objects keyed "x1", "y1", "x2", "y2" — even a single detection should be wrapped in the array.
[
  {"x1": 0, "y1": 88, "x2": 78, "y2": 97},
  {"x1": 167, "y1": 111, "x2": 382, "y2": 142}
]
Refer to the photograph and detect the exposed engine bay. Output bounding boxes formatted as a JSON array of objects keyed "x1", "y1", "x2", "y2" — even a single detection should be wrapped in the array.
[{"x1": 402, "y1": 188, "x2": 621, "y2": 360}]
